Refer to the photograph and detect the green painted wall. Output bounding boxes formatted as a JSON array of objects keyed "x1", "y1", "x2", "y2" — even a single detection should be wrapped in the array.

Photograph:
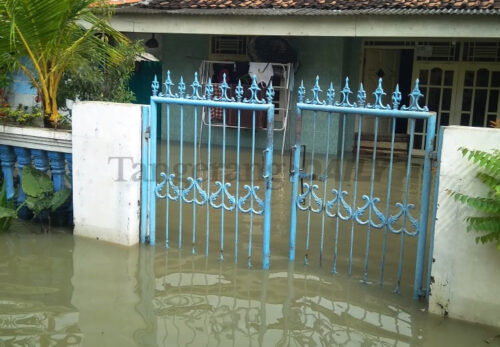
[
  {"x1": 342, "y1": 38, "x2": 363, "y2": 154},
  {"x1": 287, "y1": 37, "x2": 344, "y2": 156},
  {"x1": 157, "y1": 34, "x2": 362, "y2": 155}
]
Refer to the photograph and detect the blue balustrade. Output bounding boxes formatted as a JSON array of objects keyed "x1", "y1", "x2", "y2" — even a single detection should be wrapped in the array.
[
  {"x1": 0, "y1": 145, "x2": 16, "y2": 200},
  {"x1": 0, "y1": 145, "x2": 73, "y2": 219},
  {"x1": 13, "y1": 147, "x2": 33, "y2": 218},
  {"x1": 48, "y1": 152, "x2": 66, "y2": 192}
]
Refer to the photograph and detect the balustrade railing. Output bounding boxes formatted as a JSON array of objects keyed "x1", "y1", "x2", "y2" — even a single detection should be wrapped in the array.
[{"x1": 0, "y1": 144, "x2": 72, "y2": 214}]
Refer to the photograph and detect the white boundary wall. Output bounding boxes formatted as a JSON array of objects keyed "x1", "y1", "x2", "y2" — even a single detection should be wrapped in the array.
[
  {"x1": 430, "y1": 126, "x2": 500, "y2": 328},
  {"x1": 72, "y1": 102, "x2": 143, "y2": 246}
]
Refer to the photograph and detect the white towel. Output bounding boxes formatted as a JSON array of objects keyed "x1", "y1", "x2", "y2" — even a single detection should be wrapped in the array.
[{"x1": 248, "y1": 62, "x2": 274, "y2": 86}]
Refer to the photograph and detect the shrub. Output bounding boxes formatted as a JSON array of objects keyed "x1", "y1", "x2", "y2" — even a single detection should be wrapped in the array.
[{"x1": 449, "y1": 148, "x2": 500, "y2": 251}]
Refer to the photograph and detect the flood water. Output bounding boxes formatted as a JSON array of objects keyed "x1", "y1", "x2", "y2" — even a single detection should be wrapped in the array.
[
  {"x1": 1, "y1": 142, "x2": 499, "y2": 346},
  {"x1": 0, "y1": 224, "x2": 499, "y2": 346},
  {"x1": 153, "y1": 143, "x2": 429, "y2": 294}
]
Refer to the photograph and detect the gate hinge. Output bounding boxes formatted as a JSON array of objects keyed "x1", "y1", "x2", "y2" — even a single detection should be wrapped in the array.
[{"x1": 144, "y1": 126, "x2": 151, "y2": 140}]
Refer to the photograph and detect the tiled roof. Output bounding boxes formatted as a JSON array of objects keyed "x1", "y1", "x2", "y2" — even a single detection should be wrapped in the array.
[{"x1": 139, "y1": 0, "x2": 498, "y2": 11}]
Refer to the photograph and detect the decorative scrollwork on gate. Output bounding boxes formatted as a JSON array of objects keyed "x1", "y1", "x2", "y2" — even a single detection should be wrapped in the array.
[
  {"x1": 155, "y1": 173, "x2": 182, "y2": 201},
  {"x1": 182, "y1": 177, "x2": 208, "y2": 205},
  {"x1": 325, "y1": 189, "x2": 353, "y2": 220},
  {"x1": 296, "y1": 183, "x2": 323, "y2": 213},
  {"x1": 238, "y1": 185, "x2": 265, "y2": 215},
  {"x1": 387, "y1": 202, "x2": 419, "y2": 236},
  {"x1": 354, "y1": 195, "x2": 386, "y2": 229},
  {"x1": 210, "y1": 181, "x2": 236, "y2": 211}
]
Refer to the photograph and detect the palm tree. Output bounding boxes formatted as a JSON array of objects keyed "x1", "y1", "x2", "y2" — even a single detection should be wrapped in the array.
[{"x1": 0, "y1": 0, "x2": 129, "y2": 126}]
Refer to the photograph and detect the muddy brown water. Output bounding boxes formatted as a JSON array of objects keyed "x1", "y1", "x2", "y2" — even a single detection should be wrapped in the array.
[
  {"x1": 1, "y1": 225, "x2": 499, "y2": 346},
  {"x1": 0, "y1": 143, "x2": 498, "y2": 346}
]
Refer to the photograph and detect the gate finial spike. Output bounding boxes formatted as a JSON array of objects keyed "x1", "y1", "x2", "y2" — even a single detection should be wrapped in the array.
[
  {"x1": 327, "y1": 82, "x2": 335, "y2": 105},
  {"x1": 357, "y1": 83, "x2": 366, "y2": 107},
  {"x1": 205, "y1": 78, "x2": 213, "y2": 100},
  {"x1": 402, "y1": 79, "x2": 429, "y2": 111},
  {"x1": 368, "y1": 77, "x2": 389, "y2": 110},
  {"x1": 235, "y1": 80, "x2": 244, "y2": 102},
  {"x1": 298, "y1": 80, "x2": 306, "y2": 103},
  {"x1": 164, "y1": 70, "x2": 176, "y2": 97},
  {"x1": 190, "y1": 72, "x2": 202, "y2": 100},
  {"x1": 266, "y1": 81, "x2": 275, "y2": 104},
  {"x1": 178, "y1": 76, "x2": 186, "y2": 98},
  {"x1": 245, "y1": 75, "x2": 263, "y2": 104},
  {"x1": 217, "y1": 73, "x2": 234, "y2": 101},
  {"x1": 152, "y1": 75, "x2": 159, "y2": 96},
  {"x1": 308, "y1": 75, "x2": 325, "y2": 105},
  {"x1": 336, "y1": 77, "x2": 353, "y2": 107},
  {"x1": 392, "y1": 84, "x2": 402, "y2": 110}
]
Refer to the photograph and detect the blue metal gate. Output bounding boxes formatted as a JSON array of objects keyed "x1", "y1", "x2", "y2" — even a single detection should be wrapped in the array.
[
  {"x1": 140, "y1": 70, "x2": 437, "y2": 298},
  {"x1": 141, "y1": 71, "x2": 275, "y2": 269},
  {"x1": 288, "y1": 77, "x2": 436, "y2": 298}
]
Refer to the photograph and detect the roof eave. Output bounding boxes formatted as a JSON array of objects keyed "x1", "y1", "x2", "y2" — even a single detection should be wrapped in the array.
[{"x1": 113, "y1": 6, "x2": 500, "y2": 16}]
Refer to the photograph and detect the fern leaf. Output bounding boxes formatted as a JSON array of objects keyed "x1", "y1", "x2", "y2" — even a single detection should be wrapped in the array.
[{"x1": 450, "y1": 192, "x2": 500, "y2": 213}]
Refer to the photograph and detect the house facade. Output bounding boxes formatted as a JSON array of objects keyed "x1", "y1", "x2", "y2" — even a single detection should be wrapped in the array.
[{"x1": 112, "y1": 0, "x2": 500, "y2": 155}]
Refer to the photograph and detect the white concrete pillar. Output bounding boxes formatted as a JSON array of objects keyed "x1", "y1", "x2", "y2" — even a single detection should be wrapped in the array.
[
  {"x1": 72, "y1": 102, "x2": 144, "y2": 246},
  {"x1": 430, "y1": 126, "x2": 500, "y2": 328}
]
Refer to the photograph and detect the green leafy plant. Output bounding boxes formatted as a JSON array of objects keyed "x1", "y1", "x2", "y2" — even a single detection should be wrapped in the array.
[
  {"x1": 0, "y1": 63, "x2": 11, "y2": 119},
  {"x1": 22, "y1": 165, "x2": 71, "y2": 231},
  {"x1": 0, "y1": 0, "x2": 131, "y2": 127},
  {"x1": 0, "y1": 180, "x2": 18, "y2": 232},
  {"x1": 0, "y1": 104, "x2": 43, "y2": 125},
  {"x1": 449, "y1": 148, "x2": 500, "y2": 251},
  {"x1": 57, "y1": 40, "x2": 144, "y2": 105}
]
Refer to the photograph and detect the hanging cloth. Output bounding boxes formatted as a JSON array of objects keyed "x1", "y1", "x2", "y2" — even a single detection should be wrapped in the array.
[{"x1": 248, "y1": 62, "x2": 274, "y2": 86}]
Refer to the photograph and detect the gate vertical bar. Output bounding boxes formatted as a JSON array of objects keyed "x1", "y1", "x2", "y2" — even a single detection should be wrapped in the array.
[
  {"x1": 262, "y1": 105, "x2": 274, "y2": 270},
  {"x1": 413, "y1": 114, "x2": 437, "y2": 299},
  {"x1": 304, "y1": 112, "x2": 317, "y2": 265},
  {"x1": 288, "y1": 106, "x2": 302, "y2": 261},
  {"x1": 148, "y1": 100, "x2": 157, "y2": 245},
  {"x1": 362, "y1": 117, "x2": 379, "y2": 282},
  {"x1": 165, "y1": 104, "x2": 170, "y2": 248},
  {"x1": 205, "y1": 104, "x2": 212, "y2": 256},
  {"x1": 395, "y1": 119, "x2": 415, "y2": 294},
  {"x1": 319, "y1": 112, "x2": 331, "y2": 266},
  {"x1": 248, "y1": 110, "x2": 256, "y2": 267},
  {"x1": 192, "y1": 107, "x2": 198, "y2": 254},
  {"x1": 220, "y1": 108, "x2": 227, "y2": 261},
  {"x1": 379, "y1": 117, "x2": 396, "y2": 285},
  {"x1": 140, "y1": 106, "x2": 150, "y2": 243},
  {"x1": 179, "y1": 104, "x2": 184, "y2": 249},
  {"x1": 332, "y1": 113, "x2": 347, "y2": 275},
  {"x1": 234, "y1": 110, "x2": 241, "y2": 263},
  {"x1": 349, "y1": 115, "x2": 363, "y2": 275}
]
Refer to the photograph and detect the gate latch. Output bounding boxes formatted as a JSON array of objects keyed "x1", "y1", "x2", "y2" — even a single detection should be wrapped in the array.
[
  {"x1": 429, "y1": 150, "x2": 439, "y2": 169},
  {"x1": 144, "y1": 126, "x2": 151, "y2": 140}
]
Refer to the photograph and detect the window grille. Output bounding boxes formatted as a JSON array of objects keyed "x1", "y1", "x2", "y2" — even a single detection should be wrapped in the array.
[{"x1": 462, "y1": 41, "x2": 500, "y2": 62}]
